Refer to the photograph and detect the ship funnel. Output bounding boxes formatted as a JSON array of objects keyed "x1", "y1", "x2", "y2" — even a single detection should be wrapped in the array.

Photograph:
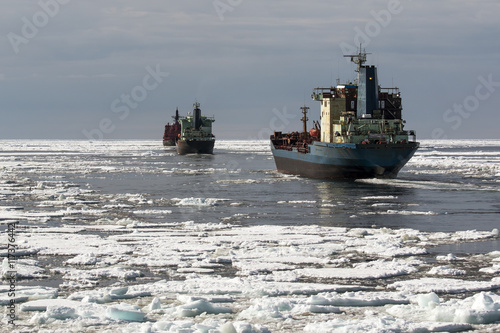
[
  {"x1": 344, "y1": 48, "x2": 379, "y2": 117},
  {"x1": 174, "y1": 108, "x2": 180, "y2": 122},
  {"x1": 357, "y1": 65, "x2": 379, "y2": 117},
  {"x1": 192, "y1": 102, "x2": 202, "y2": 129}
]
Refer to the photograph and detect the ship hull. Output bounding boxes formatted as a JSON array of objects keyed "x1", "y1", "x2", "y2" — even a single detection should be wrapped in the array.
[
  {"x1": 163, "y1": 139, "x2": 176, "y2": 147},
  {"x1": 176, "y1": 140, "x2": 215, "y2": 155},
  {"x1": 271, "y1": 141, "x2": 419, "y2": 179}
]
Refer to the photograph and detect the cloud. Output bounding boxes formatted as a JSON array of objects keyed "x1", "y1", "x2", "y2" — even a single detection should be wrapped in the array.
[{"x1": 1, "y1": 0, "x2": 499, "y2": 139}]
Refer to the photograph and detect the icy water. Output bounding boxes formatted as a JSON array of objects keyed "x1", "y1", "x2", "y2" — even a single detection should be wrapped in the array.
[{"x1": 1, "y1": 139, "x2": 499, "y2": 332}]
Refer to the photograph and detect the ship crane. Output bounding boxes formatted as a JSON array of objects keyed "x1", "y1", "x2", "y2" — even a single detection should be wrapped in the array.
[{"x1": 300, "y1": 105, "x2": 310, "y2": 136}]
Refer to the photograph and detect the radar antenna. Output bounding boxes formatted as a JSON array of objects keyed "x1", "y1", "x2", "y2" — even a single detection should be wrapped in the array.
[{"x1": 344, "y1": 44, "x2": 370, "y2": 73}]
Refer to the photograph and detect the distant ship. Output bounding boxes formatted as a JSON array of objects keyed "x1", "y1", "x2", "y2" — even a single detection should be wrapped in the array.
[
  {"x1": 270, "y1": 49, "x2": 419, "y2": 179},
  {"x1": 176, "y1": 103, "x2": 215, "y2": 155},
  {"x1": 162, "y1": 108, "x2": 181, "y2": 146}
]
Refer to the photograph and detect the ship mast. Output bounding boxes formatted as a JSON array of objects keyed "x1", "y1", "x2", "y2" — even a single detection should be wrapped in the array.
[{"x1": 344, "y1": 46, "x2": 370, "y2": 74}]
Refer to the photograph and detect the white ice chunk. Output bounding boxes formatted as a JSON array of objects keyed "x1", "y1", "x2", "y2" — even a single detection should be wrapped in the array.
[
  {"x1": 453, "y1": 229, "x2": 498, "y2": 241},
  {"x1": 388, "y1": 291, "x2": 500, "y2": 325},
  {"x1": 176, "y1": 197, "x2": 221, "y2": 206},
  {"x1": 148, "y1": 297, "x2": 162, "y2": 312},
  {"x1": 238, "y1": 298, "x2": 294, "y2": 320},
  {"x1": 436, "y1": 253, "x2": 465, "y2": 261},
  {"x1": 2, "y1": 258, "x2": 47, "y2": 279},
  {"x1": 309, "y1": 291, "x2": 411, "y2": 307},
  {"x1": 427, "y1": 265, "x2": 467, "y2": 276},
  {"x1": 175, "y1": 299, "x2": 232, "y2": 317},
  {"x1": 45, "y1": 304, "x2": 77, "y2": 320},
  {"x1": 106, "y1": 302, "x2": 146, "y2": 322},
  {"x1": 304, "y1": 316, "x2": 472, "y2": 333},
  {"x1": 234, "y1": 260, "x2": 295, "y2": 275},
  {"x1": 479, "y1": 263, "x2": 500, "y2": 274},
  {"x1": 68, "y1": 286, "x2": 150, "y2": 303},
  {"x1": 346, "y1": 235, "x2": 428, "y2": 257},
  {"x1": 219, "y1": 322, "x2": 238, "y2": 333},
  {"x1": 21, "y1": 299, "x2": 82, "y2": 312},
  {"x1": 149, "y1": 319, "x2": 266, "y2": 333},
  {"x1": 177, "y1": 295, "x2": 234, "y2": 304},
  {"x1": 416, "y1": 292, "x2": 440, "y2": 309},
  {"x1": 0, "y1": 285, "x2": 58, "y2": 305},
  {"x1": 66, "y1": 252, "x2": 100, "y2": 265},
  {"x1": 296, "y1": 259, "x2": 417, "y2": 279},
  {"x1": 487, "y1": 251, "x2": 500, "y2": 259},
  {"x1": 125, "y1": 276, "x2": 365, "y2": 299},
  {"x1": 62, "y1": 266, "x2": 142, "y2": 282},
  {"x1": 14, "y1": 286, "x2": 56, "y2": 299}
]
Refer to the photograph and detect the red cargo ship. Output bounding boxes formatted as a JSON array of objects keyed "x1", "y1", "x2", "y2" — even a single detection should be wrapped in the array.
[{"x1": 163, "y1": 108, "x2": 181, "y2": 146}]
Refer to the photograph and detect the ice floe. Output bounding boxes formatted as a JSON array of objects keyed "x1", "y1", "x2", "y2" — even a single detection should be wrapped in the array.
[
  {"x1": 389, "y1": 277, "x2": 500, "y2": 294},
  {"x1": 1, "y1": 221, "x2": 499, "y2": 331},
  {"x1": 387, "y1": 291, "x2": 500, "y2": 325}
]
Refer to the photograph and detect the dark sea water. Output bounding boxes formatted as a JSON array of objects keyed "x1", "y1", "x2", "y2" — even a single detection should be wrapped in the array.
[{"x1": 78, "y1": 140, "x2": 500, "y2": 232}]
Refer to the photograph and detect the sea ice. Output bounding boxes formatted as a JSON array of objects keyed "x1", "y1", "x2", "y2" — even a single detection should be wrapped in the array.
[
  {"x1": 175, "y1": 197, "x2": 222, "y2": 206},
  {"x1": 173, "y1": 299, "x2": 233, "y2": 318},
  {"x1": 296, "y1": 259, "x2": 418, "y2": 280},
  {"x1": 436, "y1": 253, "x2": 464, "y2": 261},
  {"x1": 1, "y1": 258, "x2": 47, "y2": 279},
  {"x1": 479, "y1": 263, "x2": 500, "y2": 274},
  {"x1": 303, "y1": 316, "x2": 473, "y2": 333},
  {"x1": 68, "y1": 286, "x2": 151, "y2": 303},
  {"x1": 21, "y1": 299, "x2": 83, "y2": 312},
  {"x1": 147, "y1": 297, "x2": 162, "y2": 311},
  {"x1": 427, "y1": 265, "x2": 467, "y2": 276},
  {"x1": 388, "y1": 277, "x2": 500, "y2": 293},
  {"x1": 387, "y1": 291, "x2": 500, "y2": 325},
  {"x1": 309, "y1": 291, "x2": 411, "y2": 307},
  {"x1": 60, "y1": 266, "x2": 143, "y2": 282},
  {"x1": 0, "y1": 285, "x2": 58, "y2": 305},
  {"x1": 106, "y1": 302, "x2": 146, "y2": 322},
  {"x1": 66, "y1": 252, "x2": 101, "y2": 265},
  {"x1": 234, "y1": 261, "x2": 295, "y2": 276}
]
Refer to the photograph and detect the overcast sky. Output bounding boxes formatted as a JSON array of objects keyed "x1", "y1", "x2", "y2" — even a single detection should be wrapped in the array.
[{"x1": 1, "y1": 0, "x2": 499, "y2": 140}]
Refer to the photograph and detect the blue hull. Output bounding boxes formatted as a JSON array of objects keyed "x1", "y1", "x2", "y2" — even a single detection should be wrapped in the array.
[{"x1": 271, "y1": 141, "x2": 419, "y2": 179}]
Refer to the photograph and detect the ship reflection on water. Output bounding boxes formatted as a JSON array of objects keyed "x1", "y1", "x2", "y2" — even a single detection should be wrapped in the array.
[{"x1": 312, "y1": 179, "x2": 417, "y2": 229}]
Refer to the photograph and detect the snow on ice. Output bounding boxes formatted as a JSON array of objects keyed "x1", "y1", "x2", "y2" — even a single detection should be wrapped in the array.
[{"x1": 1, "y1": 221, "x2": 499, "y2": 332}]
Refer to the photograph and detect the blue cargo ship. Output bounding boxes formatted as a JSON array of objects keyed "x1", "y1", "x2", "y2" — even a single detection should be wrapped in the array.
[{"x1": 270, "y1": 50, "x2": 419, "y2": 179}]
